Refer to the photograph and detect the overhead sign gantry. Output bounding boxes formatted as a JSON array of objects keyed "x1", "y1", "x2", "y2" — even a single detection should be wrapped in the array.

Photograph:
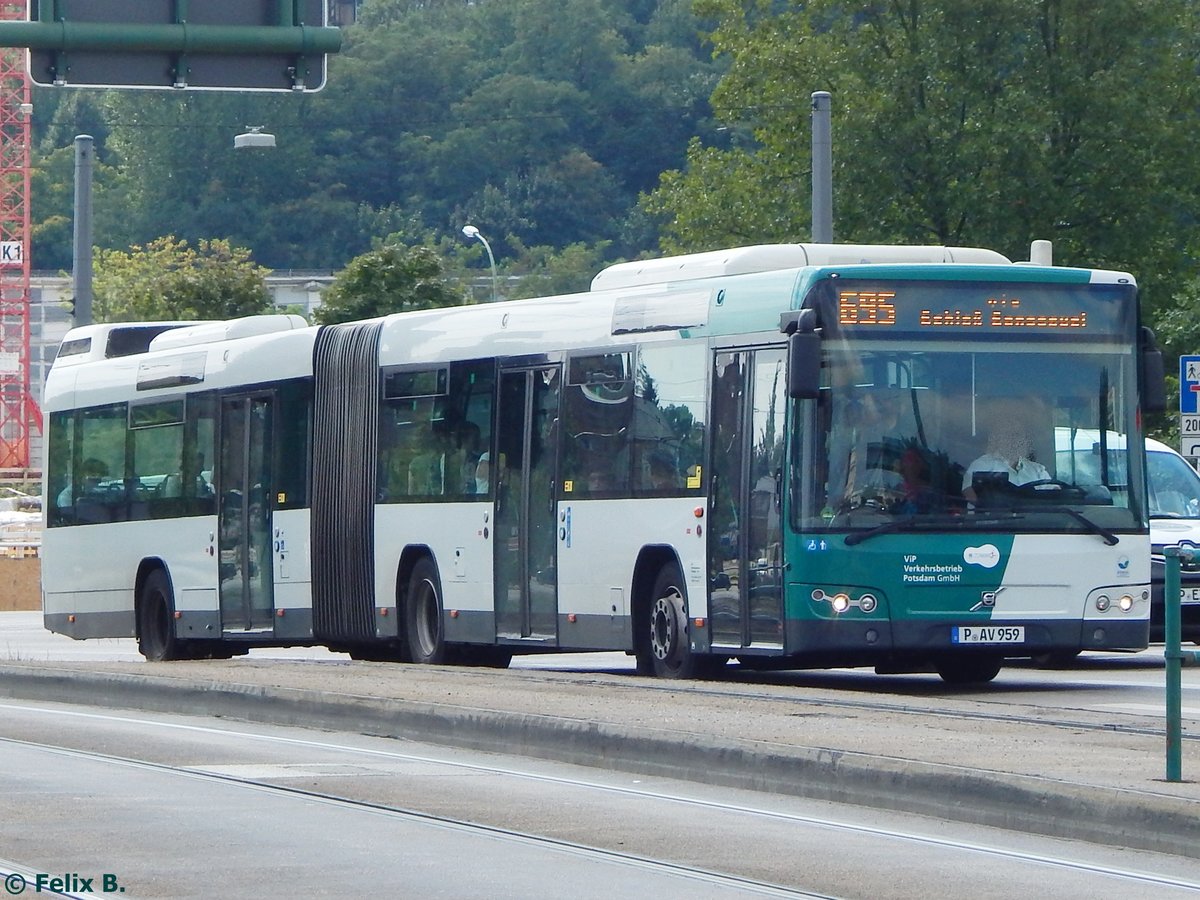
[{"x1": 1, "y1": 0, "x2": 340, "y2": 92}]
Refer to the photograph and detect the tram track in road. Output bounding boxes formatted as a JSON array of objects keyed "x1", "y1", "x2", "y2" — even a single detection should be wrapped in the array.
[
  {"x1": 3, "y1": 653, "x2": 1198, "y2": 862},
  {"x1": 429, "y1": 657, "x2": 1200, "y2": 745},
  {"x1": 2, "y1": 707, "x2": 1199, "y2": 897},
  {"x1": 0, "y1": 727, "x2": 815, "y2": 899}
]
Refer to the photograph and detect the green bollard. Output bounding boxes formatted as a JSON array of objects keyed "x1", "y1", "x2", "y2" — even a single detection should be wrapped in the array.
[{"x1": 1164, "y1": 547, "x2": 1183, "y2": 781}]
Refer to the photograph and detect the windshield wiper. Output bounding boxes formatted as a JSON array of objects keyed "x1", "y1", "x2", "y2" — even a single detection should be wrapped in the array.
[
  {"x1": 1039, "y1": 506, "x2": 1119, "y2": 545},
  {"x1": 842, "y1": 507, "x2": 1117, "y2": 546},
  {"x1": 844, "y1": 514, "x2": 964, "y2": 546}
]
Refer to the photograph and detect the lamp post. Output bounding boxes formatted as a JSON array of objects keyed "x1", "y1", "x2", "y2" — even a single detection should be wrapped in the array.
[{"x1": 461, "y1": 224, "x2": 498, "y2": 303}]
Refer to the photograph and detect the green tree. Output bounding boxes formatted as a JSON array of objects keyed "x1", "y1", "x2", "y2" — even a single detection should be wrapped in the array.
[
  {"x1": 504, "y1": 240, "x2": 614, "y2": 299},
  {"x1": 647, "y1": 0, "x2": 1200, "y2": 311},
  {"x1": 28, "y1": 1, "x2": 722, "y2": 270},
  {"x1": 315, "y1": 242, "x2": 468, "y2": 325},
  {"x1": 92, "y1": 236, "x2": 272, "y2": 323}
]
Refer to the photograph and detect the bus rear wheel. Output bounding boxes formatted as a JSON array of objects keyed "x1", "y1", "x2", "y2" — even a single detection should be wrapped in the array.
[
  {"x1": 934, "y1": 655, "x2": 1002, "y2": 685},
  {"x1": 452, "y1": 645, "x2": 513, "y2": 668},
  {"x1": 641, "y1": 565, "x2": 700, "y2": 679},
  {"x1": 404, "y1": 558, "x2": 446, "y2": 665},
  {"x1": 138, "y1": 569, "x2": 183, "y2": 662}
]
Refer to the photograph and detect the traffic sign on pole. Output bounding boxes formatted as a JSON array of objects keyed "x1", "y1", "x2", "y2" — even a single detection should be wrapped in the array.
[
  {"x1": 1182, "y1": 415, "x2": 1200, "y2": 458},
  {"x1": 1179, "y1": 356, "x2": 1200, "y2": 414},
  {"x1": 1, "y1": 1, "x2": 339, "y2": 92},
  {"x1": 1179, "y1": 356, "x2": 1200, "y2": 458}
]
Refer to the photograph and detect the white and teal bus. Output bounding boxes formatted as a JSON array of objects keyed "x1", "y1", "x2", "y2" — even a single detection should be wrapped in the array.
[{"x1": 42, "y1": 242, "x2": 1165, "y2": 683}]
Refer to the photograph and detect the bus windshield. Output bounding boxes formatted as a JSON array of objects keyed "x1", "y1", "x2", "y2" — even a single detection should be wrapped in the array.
[{"x1": 794, "y1": 341, "x2": 1146, "y2": 537}]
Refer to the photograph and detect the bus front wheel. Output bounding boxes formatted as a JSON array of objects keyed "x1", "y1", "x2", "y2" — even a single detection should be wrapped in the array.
[
  {"x1": 934, "y1": 654, "x2": 1002, "y2": 685},
  {"x1": 138, "y1": 569, "x2": 183, "y2": 662},
  {"x1": 404, "y1": 558, "x2": 446, "y2": 665},
  {"x1": 641, "y1": 565, "x2": 699, "y2": 679}
]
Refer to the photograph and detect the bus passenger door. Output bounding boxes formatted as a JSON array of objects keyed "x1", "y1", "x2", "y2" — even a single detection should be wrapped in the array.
[
  {"x1": 494, "y1": 365, "x2": 561, "y2": 643},
  {"x1": 218, "y1": 395, "x2": 275, "y2": 633},
  {"x1": 709, "y1": 348, "x2": 787, "y2": 652}
]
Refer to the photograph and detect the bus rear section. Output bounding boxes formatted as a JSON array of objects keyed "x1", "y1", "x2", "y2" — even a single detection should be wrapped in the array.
[{"x1": 42, "y1": 316, "x2": 316, "y2": 657}]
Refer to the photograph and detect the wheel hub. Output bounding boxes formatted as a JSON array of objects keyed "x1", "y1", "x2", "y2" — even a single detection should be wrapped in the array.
[{"x1": 650, "y1": 595, "x2": 678, "y2": 661}]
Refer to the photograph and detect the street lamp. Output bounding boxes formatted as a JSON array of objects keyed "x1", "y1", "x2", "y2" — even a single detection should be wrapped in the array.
[
  {"x1": 234, "y1": 125, "x2": 276, "y2": 149},
  {"x1": 461, "y1": 224, "x2": 498, "y2": 303}
]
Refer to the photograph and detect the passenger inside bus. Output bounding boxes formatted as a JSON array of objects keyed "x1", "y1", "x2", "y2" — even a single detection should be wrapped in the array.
[
  {"x1": 894, "y1": 447, "x2": 936, "y2": 515},
  {"x1": 648, "y1": 452, "x2": 676, "y2": 491},
  {"x1": 56, "y1": 457, "x2": 109, "y2": 509},
  {"x1": 408, "y1": 427, "x2": 450, "y2": 495},
  {"x1": 474, "y1": 452, "x2": 490, "y2": 494},
  {"x1": 451, "y1": 422, "x2": 484, "y2": 494}
]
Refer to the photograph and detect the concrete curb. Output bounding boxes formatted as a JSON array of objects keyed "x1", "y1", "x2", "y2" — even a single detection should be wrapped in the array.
[{"x1": 1, "y1": 664, "x2": 1196, "y2": 859}]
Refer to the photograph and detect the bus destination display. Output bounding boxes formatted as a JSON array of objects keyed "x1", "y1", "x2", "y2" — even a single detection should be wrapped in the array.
[{"x1": 830, "y1": 280, "x2": 1129, "y2": 336}]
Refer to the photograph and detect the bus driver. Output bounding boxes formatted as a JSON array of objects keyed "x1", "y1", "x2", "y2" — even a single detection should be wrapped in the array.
[{"x1": 962, "y1": 414, "x2": 1050, "y2": 503}]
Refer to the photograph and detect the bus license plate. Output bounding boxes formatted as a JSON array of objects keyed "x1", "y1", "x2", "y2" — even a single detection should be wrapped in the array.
[
  {"x1": 1182, "y1": 588, "x2": 1200, "y2": 605},
  {"x1": 953, "y1": 626, "x2": 1024, "y2": 644}
]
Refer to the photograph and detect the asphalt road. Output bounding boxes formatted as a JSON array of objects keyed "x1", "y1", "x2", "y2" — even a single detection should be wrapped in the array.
[
  {"x1": 1, "y1": 612, "x2": 1197, "y2": 862},
  {"x1": 3, "y1": 698, "x2": 1199, "y2": 899}
]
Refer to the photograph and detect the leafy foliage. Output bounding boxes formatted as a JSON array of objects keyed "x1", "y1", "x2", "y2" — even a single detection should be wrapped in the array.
[
  {"x1": 649, "y1": 0, "x2": 1200, "y2": 316},
  {"x1": 26, "y1": 0, "x2": 1200, "y2": 417},
  {"x1": 29, "y1": 0, "x2": 722, "y2": 271},
  {"x1": 91, "y1": 237, "x2": 272, "y2": 323},
  {"x1": 315, "y1": 242, "x2": 468, "y2": 325}
]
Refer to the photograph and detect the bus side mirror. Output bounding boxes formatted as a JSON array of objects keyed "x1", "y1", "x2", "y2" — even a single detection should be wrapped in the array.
[
  {"x1": 1141, "y1": 326, "x2": 1166, "y2": 414},
  {"x1": 788, "y1": 331, "x2": 821, "y2": 399}
]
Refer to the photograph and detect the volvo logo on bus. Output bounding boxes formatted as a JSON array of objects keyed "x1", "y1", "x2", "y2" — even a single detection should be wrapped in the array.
[{"x1": 971, "y1": 586, "x2": 1005, "y2": 612}]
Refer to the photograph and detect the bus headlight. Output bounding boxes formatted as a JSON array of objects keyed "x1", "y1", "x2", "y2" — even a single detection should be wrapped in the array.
[
  {"x1": 1094, "y1": 594, "x2": 1111, "y2": 612},
  {"x1": 811, "y1": 588, "x2": 878, "y2": 614},
  {"x1": 1118, "y1": 594, "x2": 1134, "y2": 612}
]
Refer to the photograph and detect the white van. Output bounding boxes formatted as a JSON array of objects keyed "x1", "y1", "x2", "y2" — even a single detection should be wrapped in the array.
[
  {"x1": 1145, "y1": 437, "x2": 1200, "y2": 643},
  {"x1": 1055, "y1": 429, "x2": 1200, "y2": 643}
]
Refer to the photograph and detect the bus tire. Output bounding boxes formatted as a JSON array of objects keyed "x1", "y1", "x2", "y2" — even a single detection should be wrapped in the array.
[
  {"x1": 934, "y1": 655, "x2": 1002, "y2": 685},
  {"x1": 137, "y1": 569, "x2": 183, "y2": 662},
  {"x1": 1031, "y1": 649, "x2": 1081, "y2": 669},
  {"x1": 642, "y1": 564, "x2": 699, "y2": 679},
  {"x1": 452, "y1": 645, "x2": 513, "y2": 668},
  {"x1": 404, "y1": 557, "x2": 446, "y2": 665}
]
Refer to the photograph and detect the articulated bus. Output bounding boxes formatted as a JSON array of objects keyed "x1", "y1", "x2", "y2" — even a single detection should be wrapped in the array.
[{"x1": 41, "y1": 243, "x2": 1166, "y2": 683}]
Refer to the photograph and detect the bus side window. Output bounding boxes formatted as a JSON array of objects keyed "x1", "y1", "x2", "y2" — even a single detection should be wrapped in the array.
[
  {"x1": 438, "y1": 360, "x2": 495, "y2": 499},
  {"x1": 130, "y1": 399, "x2": 186, "y2": 521},
  {"x1": 185, "y1": 393, "x2": 219, "y2": 517},
  {"x1": 631, "y1": 343, "x2": 707, "y2": 496},
  {"x1": 562, "y1": 352, "x2": 632, "y2": 497},
  {"x1": 47, "y1": 410, "x2": 75, "y2": 527},
  {"x1": 380, "y1": 368, "x2": 443, "y2": 502},
  {"x1": 77, "y1": 403, "x2": 129, "y2": 524}
]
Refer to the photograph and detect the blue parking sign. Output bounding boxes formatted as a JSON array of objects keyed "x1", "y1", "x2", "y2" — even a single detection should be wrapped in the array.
[{"x1": 1182, "y1": 356, "x2": 1200, "y2": 414}]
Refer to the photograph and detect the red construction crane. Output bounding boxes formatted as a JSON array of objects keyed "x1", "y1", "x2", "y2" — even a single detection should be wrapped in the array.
[{"x1": 0, "y1": 1, "x2": 38, "y2": 474}]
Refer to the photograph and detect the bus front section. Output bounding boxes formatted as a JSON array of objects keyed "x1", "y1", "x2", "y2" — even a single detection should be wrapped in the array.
[{"x1": 784, "y1": 268, "x2": 1151, "y2": 682}]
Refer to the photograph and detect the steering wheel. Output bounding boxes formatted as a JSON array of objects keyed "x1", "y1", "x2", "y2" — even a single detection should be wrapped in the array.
[
  {"x1": 839, "y1": 489, "x2": 900, "y2": 516},
  {"x1": 1013, "y1": 478, "x2": 1085, "y2": 500}
]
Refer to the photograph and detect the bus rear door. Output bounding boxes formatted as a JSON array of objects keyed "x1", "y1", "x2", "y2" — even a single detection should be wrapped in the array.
[
  {"x1": 494, "y1": 364, "x2": 561, "y2": 644},
  {"x1": 218, "y1": 394, "x2": 275, "y2": 634}
]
